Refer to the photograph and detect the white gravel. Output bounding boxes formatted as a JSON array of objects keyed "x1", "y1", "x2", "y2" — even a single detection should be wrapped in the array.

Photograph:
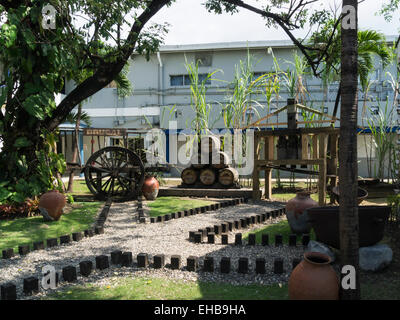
[{"x1": 0, "y1": 199, "x2": 305, "y2": 299}]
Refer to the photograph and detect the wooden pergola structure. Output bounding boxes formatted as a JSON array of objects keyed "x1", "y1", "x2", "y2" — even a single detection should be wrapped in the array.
[{"x1": 248, "y1": 99, "x2": 340, "y2": 206}]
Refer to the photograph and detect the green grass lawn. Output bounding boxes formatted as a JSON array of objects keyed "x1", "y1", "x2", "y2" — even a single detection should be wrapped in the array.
[
  {"x1": 44, "y1": 277, "x2": 288, "y2": 300},
  {"x1": 146, "y1": 197, "x2": 215, "y2": 217},
  {"x1": 243, "y1": 219, "x2": 316, "y2": 245},
  {"x1": 42, "y1": 274, "x2": 399, "y2": 301},
  {"x1": 0, "y1": 202, "x2": 102, "y2": 256}
]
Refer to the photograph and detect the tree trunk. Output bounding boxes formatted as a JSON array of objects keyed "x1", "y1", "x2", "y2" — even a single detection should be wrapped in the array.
[
  {"x1": 67, "y1": 104, "x2": 82, "y2": 193},
  {"x1": 339, "y1": 0, "x2": 360, "y2": 300}
]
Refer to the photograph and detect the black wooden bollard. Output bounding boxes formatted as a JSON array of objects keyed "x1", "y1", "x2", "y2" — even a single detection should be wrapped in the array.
[
  {"x1": 227, "y1": 221, "x2": 233, "y2": 231},
  {"x1": 246, "y1": 217, "x2": 252, "y2": 226},
  {"x1": 261, "y1": 213, "x2": 266, "y2": 222},
  {"x1": 153, "y1": 254, "x2": 165, "y2": 269},
  {"x1": 171, "y1": 255, "x2": 181, "y2": 270},
  {"x1": 95, "y1": 226, "x2": 104, "y2": 234},
  {"x1": 33, "y1": 241, "x2": 45, "y2": 251},
  {"x1": 215, "y1": 203, "x2": 221, "y2": 210},
  {"x1": 186, "y1": 256, "x2": 199, "y2": 272},
  {"x1": 46, "y1": 238, "x2": 58, "y2": 248},
  {"x1": 251, "y1": 216, "x2": 256, "y2": 225},
  {"x1": 150, "y1": 217, "x2": 156, "y2": 223},
  {"x1": 18, "y1": 245, "x2": 30, "y2": 255},
  {"x1": 292, "y1": 258, "x2": 301, "y2": 270},
  {"x1": 72, "y1": 232, "x2": 83, "y2": 242},
  {"x1": 84, "y1": 229, "x2": 94, "y2": 237},
  {"x1": 189, "y1": 209, "x2": 195, "y2": 215},
  {"x1": 234, "y1": 220, "x2": 240, "y2": 229},
  {"x1": 172, "y1": 212, "x2": 178, "y2": 219},
  {"x1": 62, "y1": 266, "x2": 77, "y2": 282},
  {"x1": 96, "y1": 255, "x2": 109, "y2": 270},
  {"x1": 157, "y1": 215, "x2": 164, "y2": 222},
  {"x1": 164, "y1": 214, "x2": 171, "y2": 221},
  {"x1": 111, "y1": 250, "x2": 122, "y2": 264},
  {"x1": 79, "y1": 261, "x2": 93, "y2": 277},
  {"x1": 221, "y1": 222, "x2": 229, "y2": 233},
  {"x1": 248, "y1": 233, "x2": 256, "y2": 246},
  {"x1": 138, "y1": 209, "x2": 144, "y2": 217},
  {"x1": 137, "y1": 253, "x2": 148, "y2": 268},
  {"x1": 235, "y1": 233, "x2": 242, "y2": 245},
  {"x1": 203, "y1": 256, "x2": 214, "y2": 272},
  {"x1": 189, "y1": 231, "x2": 196, "y2": 241},
  {"x1": 261, "y1": 234, "x2": 269, "y2": 246},
  {"x1": 1, "y1": 283, "x2": 16, "y2": 300},
  {"x1": 139, "y1": 217, "x2": 146, "y2": 224},
  {"x1": 238, "y1": 257, "x2": 249, "y2": 274},
  {"x1": 221, "y1": 234, "x2": 228, "y2": 245},
  {"x1": 220, "y1": 257, "x2": 231, "y2": 274},
  {"x1": 302, "y1": 234, "x2": 311, "y2": 246},
  {"x1": 256, "y1": 258, "x2": 266, "y2": 274},
  {"x1": 271, "y1": 211, "x2": 276, "y2": 219},
  {"x1": 207, "y1": 232, "x2": 215, "y2": 244},
  {"x1": 214, "y1": 225, "x2": 222, "y2": 235},
  {"x1": 240, "y1": 218, "x2": 247, "y2": 229},
  {"x1": 23, "y1": 277, "x2": 39, "y2": 295},
  {"x1": 266, "y1": 212, "x2": 270, "y2": 220},
  {"x1": 289, "y1": 234, "x2": 297, "y2": 246},
  {"x1": 274, "y1": 258, "x2": 284, "y2": 274},
  {"x1": 210, "y1": 204, "x2": 216, "y2": 211},
  {"x1": 200, "y1": 207, "x2": 206, "y2": 213},
  {"x1": 275, "y1": 234, "x2": 283, "y2": 246},
  {"x1": 184, "y1": 210, "x2": 189, "y2": 217},
  {"x1": 2, "y1": 248, "x2": 14, "y2": 259},
  {"x1": 194, "y1": 232, "x2": 203, "y2": 244},
  {"x1": 176, "y1": 211, "x2": 182, "y2": 218},
  {"x1": 206, "y1": 226, "x2": 213, "y2": 234},
  {"x1": 121, "y1": 252, "x2": 133, "y2": 267}
]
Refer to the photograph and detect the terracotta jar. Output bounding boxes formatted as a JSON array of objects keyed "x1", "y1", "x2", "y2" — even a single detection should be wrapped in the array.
[
  {"x1": 142, "y1": 176, "x2": 159, "y2": 201},
  {"x1": 39, "y1": 190, "x2": 66, "y2": 221},
  {"x1": 285, "y1": 191, "x2": 318, "y2": 234},
  {"x1": 289, "y1": 252, "x2": 339, "y2": 300}
]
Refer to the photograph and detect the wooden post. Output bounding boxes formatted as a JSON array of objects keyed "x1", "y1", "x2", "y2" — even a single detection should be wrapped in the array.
[
  {"x1": 301, "y1": 134, "x2": 309, "y2": 160},
  {"x1": 252, "y1": 134, "x2": 260, "y2": 200},
  {"x1": 264, "y1": 137, "x2": 273, "y2": 200},
  {"x1": 318, "y1": 134, "x2": 327, "y2": 206},
  {"x1": 312, "y1": 135, "x2": 319, "y2": 159}
]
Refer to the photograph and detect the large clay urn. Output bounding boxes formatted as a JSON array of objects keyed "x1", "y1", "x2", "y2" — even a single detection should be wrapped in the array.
[
  {"x1": 289, "y1": 252, "x2": 339, "y2": 300},
  {"x1": 285, "y1": 192, "x2": 318, "y2": 234},
  {"x1": 39, "y1": 190, "x2": 66, "y2": 221},
  {"x1": 142, "y1": 176, "x2": 159, "y2": 201}
]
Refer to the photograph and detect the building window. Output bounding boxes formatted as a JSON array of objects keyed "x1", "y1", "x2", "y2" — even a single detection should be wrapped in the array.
[{"x1": 170, "y1": 74, "x2": 211, "y2": 86}]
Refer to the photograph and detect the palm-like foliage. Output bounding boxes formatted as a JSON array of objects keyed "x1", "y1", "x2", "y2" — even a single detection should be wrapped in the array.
[{"x1": 308, "y1": 21, "x2": 393, "y2": 92}]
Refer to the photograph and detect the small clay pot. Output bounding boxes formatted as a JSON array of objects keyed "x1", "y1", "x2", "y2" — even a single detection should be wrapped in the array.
[
  {"x1": 285, "y1": 192, "x2": 318, "y2": 234},
  {"x1": 289, "y1": 252, "x2": 339, "y2": 300},
  {"x1": 39, "y1": 190, "x2": 66, "y2": 221},
  {"x1": 142, "y1": 176, "x2": 159, "y2": 201}
]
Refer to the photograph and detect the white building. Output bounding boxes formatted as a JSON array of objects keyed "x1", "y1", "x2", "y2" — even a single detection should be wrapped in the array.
[{"x1": 59, "y1": 37, "x2": 399, "y2": 178}]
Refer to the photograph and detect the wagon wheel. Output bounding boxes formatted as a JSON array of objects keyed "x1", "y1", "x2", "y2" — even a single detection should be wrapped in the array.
[{"x1": 84, "y1": 146, "x2": 145, "y2": 201}]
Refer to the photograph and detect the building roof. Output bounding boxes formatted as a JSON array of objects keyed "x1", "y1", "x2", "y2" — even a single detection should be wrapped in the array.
[{"x1": 157, "y1": 35, "x2": 399, "y2": 53}]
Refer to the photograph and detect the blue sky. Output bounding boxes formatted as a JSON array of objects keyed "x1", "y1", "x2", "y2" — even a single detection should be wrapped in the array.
[{"x1": 150, "y1": 0, "x2": 400, "y2": 45}]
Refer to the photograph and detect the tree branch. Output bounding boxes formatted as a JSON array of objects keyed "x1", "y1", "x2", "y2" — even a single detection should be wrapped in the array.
[{"x1": 44, "y1": 0, "x2": 172, "y2": 132}]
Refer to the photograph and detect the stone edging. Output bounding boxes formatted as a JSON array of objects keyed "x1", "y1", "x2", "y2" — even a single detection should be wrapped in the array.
[
  {"x1": 0, "y1": 247, "x2": 302, "y2": 300},
  {"x1": 139, "y1": 197, "x2": 247, "y2": 224},
  {"x1": 0, "y1": 201, "x2": 111, "y2": 260}
]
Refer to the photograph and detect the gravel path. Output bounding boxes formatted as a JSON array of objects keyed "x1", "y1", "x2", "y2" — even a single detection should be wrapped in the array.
[{"x1": 0, "y1": 199, "x2": 305, "y2": 299}]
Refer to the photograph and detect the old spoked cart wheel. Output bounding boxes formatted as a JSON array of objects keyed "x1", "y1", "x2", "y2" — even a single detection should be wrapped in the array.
[{"x1": 84, "y1": 146, "x2": 145, "y2": 201}]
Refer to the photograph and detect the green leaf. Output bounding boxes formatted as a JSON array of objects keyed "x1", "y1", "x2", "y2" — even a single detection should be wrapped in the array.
[
  {"x1": 22, "y1": 95, "x2": 45, "y2": 120},
  {"x1": 13, "y1": 137, "x2": 32, "y2": 148}
]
